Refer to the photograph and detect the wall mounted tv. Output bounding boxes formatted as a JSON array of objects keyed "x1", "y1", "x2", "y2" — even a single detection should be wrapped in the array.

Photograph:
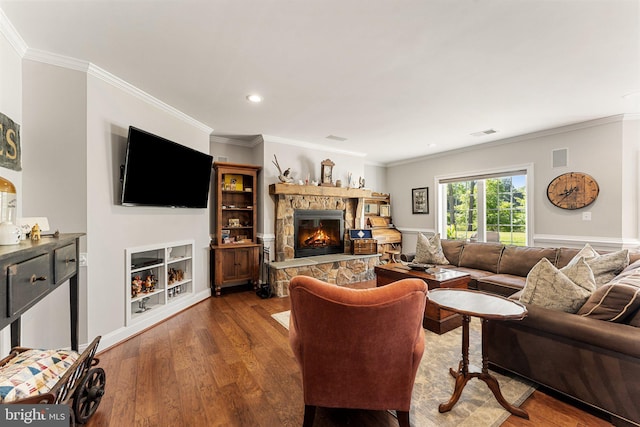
[{"x1": 121, "y1": 126, "x2": 213, "y2": 208}]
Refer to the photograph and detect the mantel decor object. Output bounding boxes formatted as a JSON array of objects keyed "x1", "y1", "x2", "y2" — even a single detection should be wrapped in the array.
[
  {"x1": 272, "y1": 154, "x2": 293, "y2": 183},
  {"x1": 321, "y1": 159, "x2": 334, "y2": 187}
]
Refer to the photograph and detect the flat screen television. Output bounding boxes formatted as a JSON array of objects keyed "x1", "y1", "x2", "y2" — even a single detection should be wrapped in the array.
[{"x1": 121, "y1": 126, "x2": 213, "y2": 208}]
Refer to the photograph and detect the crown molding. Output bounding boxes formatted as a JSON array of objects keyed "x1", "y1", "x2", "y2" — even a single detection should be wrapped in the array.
[
  {"x1": 387, "y1": 114, "x2": 633, "y2": 168},
  {"x1": 24, "y1": 48, "x2": 90, "y2": 72},
  {"x1": 210, "y1": 134, "x2": 263, "y2": 148},
  {"x1": 261, "y1": 134, "x2": 367, "y2": 158},
  {"x1": 86, "y1": 63, "x2": 213, "y2": 134},
  {"x1": 0, "y1": 8, "x2": 27, "y2": 56}
]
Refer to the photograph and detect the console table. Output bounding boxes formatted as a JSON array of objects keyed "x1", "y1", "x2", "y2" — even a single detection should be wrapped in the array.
[
  {"x1": 0, "y1": 233, "x2": 83, "y2": 351},
  {"x1": 428, "y1": 288, "x2": 529, "y2": 418}
]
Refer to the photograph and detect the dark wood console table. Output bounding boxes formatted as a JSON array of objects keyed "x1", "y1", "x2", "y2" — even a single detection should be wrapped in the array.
[
  {"x1": 428, "y1": 288, "x2": 529, "y2": 418},
  {"x1": 0, "y1": 233, "x2": 83, "y2": 351}
]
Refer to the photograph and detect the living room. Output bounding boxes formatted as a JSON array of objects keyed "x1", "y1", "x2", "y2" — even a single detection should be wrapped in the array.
[{"x1": 0, "y1": 1, "x2": 638, "y2": 426}]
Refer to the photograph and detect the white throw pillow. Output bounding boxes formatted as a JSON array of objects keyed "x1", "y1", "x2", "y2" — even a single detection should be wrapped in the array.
[
  {"x1": 520, "y1": 257, "x2": 595, "y2": 313},
  {"x1": 414, "y1": 233, "x2": 449, "y2": 265}
]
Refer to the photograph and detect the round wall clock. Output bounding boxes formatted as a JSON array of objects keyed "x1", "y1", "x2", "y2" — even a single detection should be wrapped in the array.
[{"x1": 547, "y1": 172, "x2": 599, "y2": 210}]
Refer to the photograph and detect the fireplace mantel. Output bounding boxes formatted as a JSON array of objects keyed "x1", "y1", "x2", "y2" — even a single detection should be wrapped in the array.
[{"x1": 269, "y1": 183, "x2": 372, "y2": 198}]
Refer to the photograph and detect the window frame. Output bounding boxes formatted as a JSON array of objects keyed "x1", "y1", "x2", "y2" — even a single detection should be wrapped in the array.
[{"x1": 435, "y1": 164, "x2": 534, "y2": 245}]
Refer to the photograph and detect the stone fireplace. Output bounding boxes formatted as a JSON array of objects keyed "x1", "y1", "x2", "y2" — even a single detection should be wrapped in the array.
[{"x1": 268, "y1": 183, "x2": 380, "y2": 296}]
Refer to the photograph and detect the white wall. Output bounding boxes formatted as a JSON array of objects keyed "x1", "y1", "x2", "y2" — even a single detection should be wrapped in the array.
[
  {"x1": 20, "y1": 60, "x2": 87, "y2": 349},
  {"x1": 86, "y1": 74, "x2": 212, "y2": 347},
  {"x1": 0, "y1": 24, "x2": 22, "y2": 355},
  {"x1": 388, "y1": 116, "x2": 639, "y2": 253}
]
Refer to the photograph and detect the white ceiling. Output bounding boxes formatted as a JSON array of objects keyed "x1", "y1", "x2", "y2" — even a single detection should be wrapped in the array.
[{"x1": 1, "y1": 0, "x2": 639, "y2": 165}]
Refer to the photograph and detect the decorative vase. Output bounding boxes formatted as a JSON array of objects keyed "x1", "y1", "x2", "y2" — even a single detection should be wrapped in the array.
[
  {"x1": 0, "y1": 221, "x2": 21, "y2": 245},
  {"x1": 0, "y1": 176, "x2": 17, "y2": 224}
]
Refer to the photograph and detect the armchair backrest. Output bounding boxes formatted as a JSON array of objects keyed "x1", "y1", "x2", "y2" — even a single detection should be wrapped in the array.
[{"x1": 288, "y1": 276, "x2": 427, "y2": 412}]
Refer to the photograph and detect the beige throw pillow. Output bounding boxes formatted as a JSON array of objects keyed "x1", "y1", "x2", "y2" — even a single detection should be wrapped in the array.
[
  {"x1": 414, "y1": 233, "x2": 449, "y2": 265},
  {"x1": 567, "y1": 244, "x2": 629, "y2": 287},
  {"x1": 520, "y1": 258, "x2": 595, "y2": 313}
]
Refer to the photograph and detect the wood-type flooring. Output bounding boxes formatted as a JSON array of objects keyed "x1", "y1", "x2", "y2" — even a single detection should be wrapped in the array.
[{"x1": 86, "y1": 282, "x2": 614, "y2": 427}]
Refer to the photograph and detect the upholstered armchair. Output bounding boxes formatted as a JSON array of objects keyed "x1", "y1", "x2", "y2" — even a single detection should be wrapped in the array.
[{"x1": 288, "y1": 276, "x2": 428, "y2": 427}]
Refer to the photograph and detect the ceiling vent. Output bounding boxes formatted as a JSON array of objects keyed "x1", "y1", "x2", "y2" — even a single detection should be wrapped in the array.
[
  {"x1": 326, "y1": 135, "x2": 348, "y2": 142},
  {"x1": 470, "y1": 129, "x2": 498, "y2": 137}
]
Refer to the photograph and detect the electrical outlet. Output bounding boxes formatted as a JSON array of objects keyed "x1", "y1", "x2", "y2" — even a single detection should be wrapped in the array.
[
  {"x1": 582, "y1": 212, "x2": 592, "y2": 221},
  {"x1": 79, "y1": 253, "x2": 88, "y2": 267}
]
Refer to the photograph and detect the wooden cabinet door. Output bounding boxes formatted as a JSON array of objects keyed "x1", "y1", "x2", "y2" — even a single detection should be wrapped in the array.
[
  {"x1": 234, "y1": 247, "x2": 252, "y2": 280},
  {"x1": 219, "y1": 249, "x2": 238, "y2": 282}
]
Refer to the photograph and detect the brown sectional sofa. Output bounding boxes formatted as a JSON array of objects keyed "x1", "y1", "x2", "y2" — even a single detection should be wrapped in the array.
[{"x1": 402, "y1": 239, "x2": 640, "y2": 426}]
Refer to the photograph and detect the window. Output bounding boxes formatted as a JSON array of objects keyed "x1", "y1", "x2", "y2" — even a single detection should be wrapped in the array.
[{"x1": 438, "y1": 170, "x2": 528, "y2": 246}]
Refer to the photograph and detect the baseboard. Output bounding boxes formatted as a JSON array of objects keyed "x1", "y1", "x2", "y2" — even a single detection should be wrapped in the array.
[{"x1": 96, "y1": 289, "x2": 211, "y2": 352}]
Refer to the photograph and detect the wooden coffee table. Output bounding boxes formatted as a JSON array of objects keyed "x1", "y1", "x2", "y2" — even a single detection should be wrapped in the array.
[
  {"x1": 375, "y1": 263, "x2": 470, "y2": 334},
  {"x1": 427, "y1": 288, "x2": 529, "y2": 419}
]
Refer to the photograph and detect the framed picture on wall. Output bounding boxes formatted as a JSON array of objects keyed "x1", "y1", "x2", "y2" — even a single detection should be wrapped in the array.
[{"x1": 412, "y1": 187, "x2": 429, "y2": 214}]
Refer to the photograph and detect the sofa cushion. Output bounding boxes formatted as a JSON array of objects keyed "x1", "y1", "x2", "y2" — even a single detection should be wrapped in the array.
[
  {"x1": 0, "y1": 349, "x2": 78, "y2": 403},
  {"x1": 414, "y1": 233, "x2": 449, "y2": 265},
  {"x1": 477, "y1": 274, "x2": 525, "y2": 297},
  {"x1": 520, "y1": 257, "x2": 595, "y2": 313},
  {"x1": 498, "y1": 246, "x2": 558, "y2": 277},
  {"x1": 578, "y1": 270, "x2": 640, "y2": 322},
  {"x1": 555, "y1": 247, "x2": 581, "y2": 268},
  {"x1": 458, "y1": 242, "x2": 504, "y2": 273},
  {"x1": 628, "y1": 309, "x2": 640, "y2": 327},
  {"x1": 440, "y1": 239, "x2": 464, "y2": 266}
]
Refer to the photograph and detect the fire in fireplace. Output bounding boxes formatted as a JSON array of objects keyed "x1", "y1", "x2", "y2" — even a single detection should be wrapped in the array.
[{"x1": 294, "y1": 210, "x2": 344, "y2": 258}]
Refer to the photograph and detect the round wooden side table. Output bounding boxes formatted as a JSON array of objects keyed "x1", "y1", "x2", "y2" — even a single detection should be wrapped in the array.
[{"x1": 427, "y1": 288, "x2": 529, "y2": 419}]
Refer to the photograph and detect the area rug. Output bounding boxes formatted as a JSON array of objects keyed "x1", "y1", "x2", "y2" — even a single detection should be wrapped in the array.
[{"x1": 272, "y1": 310, "x2": 536, "y2": 427}]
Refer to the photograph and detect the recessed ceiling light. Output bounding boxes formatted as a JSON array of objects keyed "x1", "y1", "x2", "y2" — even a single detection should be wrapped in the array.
[{"x1": 246, "y1": 94, "x2": 263, "y2": 103}]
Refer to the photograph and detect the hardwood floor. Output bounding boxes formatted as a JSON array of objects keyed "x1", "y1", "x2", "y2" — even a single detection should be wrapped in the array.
[{"x1": 86, "y1": 284, "x2": 615, "y2": 427}]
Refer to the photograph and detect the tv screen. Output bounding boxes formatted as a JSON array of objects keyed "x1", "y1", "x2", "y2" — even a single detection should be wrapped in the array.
[{"x1": 121, "y1": 126, "x2": 213, "y2": 208}]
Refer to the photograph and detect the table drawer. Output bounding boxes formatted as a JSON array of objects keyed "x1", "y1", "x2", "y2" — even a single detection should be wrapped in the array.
[
  {"x1": 8, "y1": 254, "x2": 52, "y2": 316},
  {"x1": 54, "y1": 243, "x2": 77, "y2": 283}
]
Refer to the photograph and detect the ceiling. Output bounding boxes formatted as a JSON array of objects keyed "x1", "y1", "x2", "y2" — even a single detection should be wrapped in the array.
[{"x1": 1, "y1": 0, "x2": 639, "y2": 165}]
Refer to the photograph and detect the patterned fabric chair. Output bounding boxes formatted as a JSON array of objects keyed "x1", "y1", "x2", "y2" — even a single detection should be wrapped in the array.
[{"x1": 288, "y1": 276, "x2": 428, "y2": 427}]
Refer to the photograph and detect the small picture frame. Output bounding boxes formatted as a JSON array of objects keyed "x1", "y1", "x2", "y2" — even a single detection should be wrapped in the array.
[
  {"x1": 229, "y1": 218, "x2": 240, "y2": 227},
  {"x1": 412, "y1": 187, "x2": 429, "y2": 214},
  {"x1": 364, "y1": 203, "x2": 379, "y2": 215},
  {"x1": 379, "y1": 204, "x2": 391, "y2": 217}
]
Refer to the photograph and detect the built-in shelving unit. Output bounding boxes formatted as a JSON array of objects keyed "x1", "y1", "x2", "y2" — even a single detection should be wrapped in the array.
[{"x1": 125, "y1": 240, "x2": 194, "y2": 325}]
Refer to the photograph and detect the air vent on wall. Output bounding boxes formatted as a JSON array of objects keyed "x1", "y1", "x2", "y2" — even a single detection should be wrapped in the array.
[
  {"x1": 470, "y1": 129, "x2": 498, "y2": 137},
  {"x1": 214, "y1": 155, "x2": 229, "y2": 162},
  {"x1": 326, "y1": 135, "x2": 348, "y2": 142}
]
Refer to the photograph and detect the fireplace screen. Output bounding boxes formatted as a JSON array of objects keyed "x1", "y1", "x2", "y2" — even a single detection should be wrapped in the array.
[{"x1": 294, "y1": 210, "x2": 344, "y2": 258}]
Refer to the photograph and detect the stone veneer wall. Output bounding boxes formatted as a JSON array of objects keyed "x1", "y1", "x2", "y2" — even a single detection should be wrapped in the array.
[
  {"x1": 269, "y1": 255, "x2": 379, "y2": 297},
  {"x1": 274, "y1": 194, "x2": 358, "y2": 262}
]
